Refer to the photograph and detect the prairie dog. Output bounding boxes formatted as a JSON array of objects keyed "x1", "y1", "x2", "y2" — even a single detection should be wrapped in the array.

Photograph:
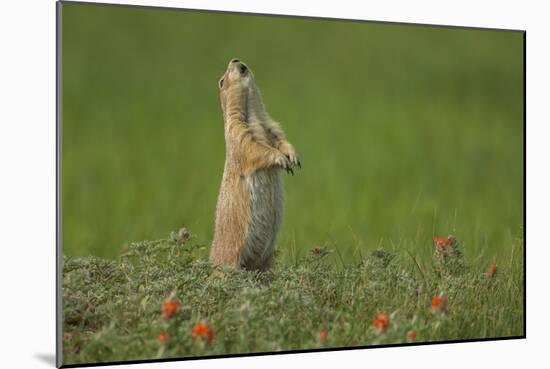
[{"x1": 209, "y1": 59, "x2": 300, "y2": 272}]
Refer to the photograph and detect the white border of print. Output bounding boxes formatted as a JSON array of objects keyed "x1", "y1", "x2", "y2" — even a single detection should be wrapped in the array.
[{"x1": 1, "y1": 1, "x2": 547, "y2": 368}]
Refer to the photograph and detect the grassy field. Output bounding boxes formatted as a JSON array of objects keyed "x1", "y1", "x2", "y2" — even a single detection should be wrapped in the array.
[
  {"x1": 62, "y1": 230, "x2": 524, "y2": 365},
  {"x1": 62, "y1": 3, "x2": 524, "y2": 267},
  {"x1": 60, "y1": 2, "x2": 524, "y2": 364}
]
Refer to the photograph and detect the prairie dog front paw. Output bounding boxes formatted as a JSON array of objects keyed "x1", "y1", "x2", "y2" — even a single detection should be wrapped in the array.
[
  {"x1": 278, "y1": 142, "x2": 301, "y2": 169},
  {"x1": 274, "y1": 151, "x2": 294, "y2": 175}
]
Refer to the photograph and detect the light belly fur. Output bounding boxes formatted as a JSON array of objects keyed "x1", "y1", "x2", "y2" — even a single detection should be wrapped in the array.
[{"x1": 240, "y1": 169, "x2": 283, "y2": 269}]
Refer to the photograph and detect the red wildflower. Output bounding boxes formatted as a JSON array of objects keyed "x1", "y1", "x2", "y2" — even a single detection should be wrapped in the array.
[
  {"x1": 373, "y1": 313, "x2": 390, "y2": 333},
  {"x1": 407, "y1": 331, "x2": 417, "y2": 342},
  {"x1": 434, "y1": 236, "x2": 445, "y2": 247},
  {"x1": 158, "y1": 332, "x2": 170, "y2": 342},
  {"x1": 312, "y1": 247, "x2": 322, "y2": 254},
  {"x1": 487, "y1": 263, "x2": 497, "y2": 278},
  {"x1": 192, "y1": 322, "x2": 216, "y2": 343},
  {"x1": 434, "y1": 235, "x2": 456, "y2": 253},
  {"x1": 431, "y1": 296, "x2": 448, "y2": 313},
  {"x1": 162, "y1": 300, "x2": 181, "y2": 320},
  {"x1": 319, "y1": 331, "x2": 328, "y2": 342}
]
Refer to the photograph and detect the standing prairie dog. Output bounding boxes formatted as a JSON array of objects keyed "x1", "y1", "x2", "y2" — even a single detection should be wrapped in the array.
[{"x1": 210, "y1": 59, "x2": 300, "y2": 272}]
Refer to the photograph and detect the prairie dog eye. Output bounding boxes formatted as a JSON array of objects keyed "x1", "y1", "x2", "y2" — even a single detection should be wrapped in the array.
[{"x1": 218, "y1": 78, "x2": 225, "y2": 89}]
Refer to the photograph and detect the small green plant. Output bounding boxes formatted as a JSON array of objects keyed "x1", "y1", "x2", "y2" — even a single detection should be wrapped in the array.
[{"x1": 63, "y1": 229, "x2": 524, "y2": 365}]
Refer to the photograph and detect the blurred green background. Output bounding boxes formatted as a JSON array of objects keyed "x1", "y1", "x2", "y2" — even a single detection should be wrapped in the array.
[{"x1": 62, "y1": 3, "x2": 524, "y2": 264}]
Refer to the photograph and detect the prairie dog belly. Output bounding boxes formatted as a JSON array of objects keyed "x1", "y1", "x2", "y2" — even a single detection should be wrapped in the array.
[{"x1": 240, "y1": 168, "x2": 283, "y2": 270}]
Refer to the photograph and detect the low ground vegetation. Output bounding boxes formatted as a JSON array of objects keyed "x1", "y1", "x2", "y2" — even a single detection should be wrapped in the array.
[{"x1": 63, "y1": 229, "x2": 524, "y2": 365}]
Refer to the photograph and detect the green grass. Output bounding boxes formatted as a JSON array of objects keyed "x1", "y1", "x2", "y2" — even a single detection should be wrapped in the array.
[
  {"x1": 62, "y1": 3, "x2": 524, "y2": 267},
  {"x1": 62, "y1": 229, "x2": 524, "y2": 365}
]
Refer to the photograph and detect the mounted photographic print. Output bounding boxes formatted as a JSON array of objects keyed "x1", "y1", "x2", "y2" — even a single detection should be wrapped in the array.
[{"x1": 57, "y1": 1, "x2": 525, "y2": 367}]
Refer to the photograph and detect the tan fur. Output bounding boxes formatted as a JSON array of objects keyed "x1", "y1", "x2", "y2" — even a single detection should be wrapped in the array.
[{"x1": 210, "y1": 59, "x2": 300, "y2": 272}]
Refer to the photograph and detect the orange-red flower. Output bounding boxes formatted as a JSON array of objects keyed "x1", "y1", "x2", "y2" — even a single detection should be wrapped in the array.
[
  {"x1": 312, "y1": 247, "x2": 322, "y2": 254},
  {"x1": 162, "y1": 300, "x2": 181, "y2": 320},
  {"x1": 431, "y1": 296, "x2": 448, "y2": 313},
  {"x1": 319, "y1": 331, "x2": 328, "y2": 342},
  {"x1": 158, "y1": 332, "x2": 170, "y2": 342},
  {"x1": 192, "y1": 322, "x2": 216, "y2": 343},
  {"x1": 487, "y1": 263, "x2": 497, "y2": 278},
  {"x1": 373, "y1": 313, "x2": 390, "y2": 333},
  {"x1": 434, "y1": 236, "x2": 445, "y2": 246},
  {"x1": 434, "y1": 235, "x2": 457, "y2": 254},
  {"x1": 407, "y1": 331, "x2": 417, "y2": 342}
]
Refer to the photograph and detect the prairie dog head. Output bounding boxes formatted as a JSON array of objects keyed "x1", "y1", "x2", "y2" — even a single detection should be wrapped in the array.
[{"x1": 218, "y1": 59, "x2": 267, "y2": 123}]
